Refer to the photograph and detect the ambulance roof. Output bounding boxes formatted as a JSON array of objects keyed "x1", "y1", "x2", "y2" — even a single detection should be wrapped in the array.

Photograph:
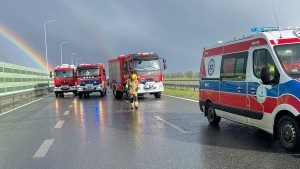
[{"x1": 203, "y1": 27, "x2": 300, "y2": 51}]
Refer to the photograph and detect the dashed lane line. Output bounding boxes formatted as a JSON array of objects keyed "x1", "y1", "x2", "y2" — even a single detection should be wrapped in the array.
[
  {"x1": 162, "y1": 94, "x2": 198, "y2": 103},
  {"x1": 63, "y1": 110, "x2": 70, "y2": 115},
  {"x1": 54, "y1": 120, "x2": 65, "y2": 129},
  {"x1": 154, "y1": 115, "x2": 186, "y2": 133},
  {"x1": 0, "y1": 95, "x2": 50, "y2": 117},
  {"x1": 33, "y1": 139, "x2": 54, "y2": 158}
]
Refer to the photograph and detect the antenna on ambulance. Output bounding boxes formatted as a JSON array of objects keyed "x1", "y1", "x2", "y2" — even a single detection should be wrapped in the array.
[{"x1": 272, "y1": 6, "x2": 282, "y2": 38}]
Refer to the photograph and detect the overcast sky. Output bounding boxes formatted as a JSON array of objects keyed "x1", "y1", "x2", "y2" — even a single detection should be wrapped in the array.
[{"x1": 0, "y1": 0, "x2": 300, "y2": 73}]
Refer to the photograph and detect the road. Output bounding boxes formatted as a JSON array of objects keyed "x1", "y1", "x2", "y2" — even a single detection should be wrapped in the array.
[{"x1": 0, "y1": 91, "x2": 300, "y2": 169}]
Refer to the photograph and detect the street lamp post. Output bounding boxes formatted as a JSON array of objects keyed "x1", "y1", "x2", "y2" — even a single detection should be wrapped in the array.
[
  {"x1": 71, "y1": 53, "x2": 78, "y2": 65},
  {"x1": 76, "y1": 58, "x2": 81, "y2": 66},
  {"x1": 44, "y1": 19, "x2": 56, "y2": 73},
  {"x1": 60, "y1": 41, "x2": 70, "y2": 65}
]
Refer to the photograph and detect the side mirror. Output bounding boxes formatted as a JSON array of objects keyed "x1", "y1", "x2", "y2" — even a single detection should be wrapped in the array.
[
  {"x1": 163, "y1": 63, "x2": 167, "y2": 70},
  {"x1": 49, "y1": 71, "x2": 53, "y2": 78},
  {"x1": 260, "y1": 66, "x2": 273, "y2": 85}
]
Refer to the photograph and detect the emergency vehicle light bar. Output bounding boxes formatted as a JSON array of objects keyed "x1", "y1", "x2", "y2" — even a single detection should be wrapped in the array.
[
  {"x1": 132, "y1": 52, "x2": 157, "y2": 57},
  {"x1": 251, "y1": 27, "x2": 279, "y2": 32},
  {"x1": 251, "y1": 26, "x2": 300, "y2": 32}
]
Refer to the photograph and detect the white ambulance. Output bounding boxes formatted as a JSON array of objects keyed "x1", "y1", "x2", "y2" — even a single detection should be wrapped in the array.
[{"x1": 199, "y1": 27, "x2": 300, "y2": 151}]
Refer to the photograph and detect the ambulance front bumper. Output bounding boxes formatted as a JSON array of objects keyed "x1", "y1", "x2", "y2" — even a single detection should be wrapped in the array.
[
  {"x1": 77, "y1": 84, "x2": 103, "y2": 93},
  {"x1": 137, "y1": 82, "x2": 164, "y2": 94},
  {"x1": 54, "y1": 86, "x2": 77, "y2": 92}
]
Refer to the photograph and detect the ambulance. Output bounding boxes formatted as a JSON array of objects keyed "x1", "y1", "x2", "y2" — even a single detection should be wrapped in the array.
[{"x1": 199, "y1": 27, "x2": 300, "y2": 151}]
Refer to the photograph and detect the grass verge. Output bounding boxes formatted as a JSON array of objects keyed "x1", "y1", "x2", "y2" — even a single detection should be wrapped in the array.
[{"x1": 163, "y1": 87, "x2": 198, "y2": 100}]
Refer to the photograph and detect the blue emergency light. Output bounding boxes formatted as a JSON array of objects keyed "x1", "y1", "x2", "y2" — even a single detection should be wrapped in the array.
[{"x1": 251, "y1": 27, "x2": 279, "y2": 32}]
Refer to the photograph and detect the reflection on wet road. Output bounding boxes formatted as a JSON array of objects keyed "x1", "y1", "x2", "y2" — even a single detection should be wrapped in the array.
[{"x1": 0, "y1": 91, "x2": 300, "y2": 169}]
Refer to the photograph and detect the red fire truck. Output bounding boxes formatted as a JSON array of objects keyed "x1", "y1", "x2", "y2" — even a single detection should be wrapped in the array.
[
  {"x1": 108, "y1": 52, "x2": 167, "y2": 98},
  {"x1": 76, "y1": 63, "x2": 107, "y2": 98},
  {"x1": 53, "y1": 64, "x2": 77, "y2": 97}
]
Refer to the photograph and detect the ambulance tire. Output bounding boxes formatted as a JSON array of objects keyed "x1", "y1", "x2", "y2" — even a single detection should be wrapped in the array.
[
  {"x1": 277, "y1": 116, "x2": 300, "y2": 151},
  {"x1": 154, "y1": 92, "x2": 161, "y2": 98},
  {"x1": 206, "y1": 102, "x2": 221, "y2": 125},
  {"x1": 78, "y1": 93, "x2": 83, "y2": 99}
]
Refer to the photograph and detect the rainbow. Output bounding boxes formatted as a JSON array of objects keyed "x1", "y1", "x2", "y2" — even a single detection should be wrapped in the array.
[{"x1": 0, "y1": 23, "x2": 51, "y2": 70}]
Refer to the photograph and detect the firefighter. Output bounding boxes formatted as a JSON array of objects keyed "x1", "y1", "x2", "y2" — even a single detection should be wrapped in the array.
[{"x1": 126, "y1": 73, "x2": 139, "y2": 109}]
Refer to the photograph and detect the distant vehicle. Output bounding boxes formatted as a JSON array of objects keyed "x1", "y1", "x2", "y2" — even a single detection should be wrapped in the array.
[
  {"x1": 76, "y1": 63, "x2": 107, "y2": 98},
  {"x1": 108, "y1": 52, "x2": 167, "y2": 98},
  {"x1": 199, "y1": 26, "x2": 300, "y2": 151},
  {"x1": 52, "y1": 64, "x2": 77, "y2": 97}
]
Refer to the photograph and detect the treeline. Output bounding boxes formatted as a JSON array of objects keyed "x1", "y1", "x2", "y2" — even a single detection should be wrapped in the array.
[{"x1": 164, "y1": 71, "x2": 199, "y2": 79}]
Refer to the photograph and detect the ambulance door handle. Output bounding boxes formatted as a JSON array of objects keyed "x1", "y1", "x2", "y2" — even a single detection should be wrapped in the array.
[
  {"x1": 236, "y1": 87, "x2": 242, "y2": 92},
  {"x1": 249, "y1": 88, "x2": 256, "y2": 94}
]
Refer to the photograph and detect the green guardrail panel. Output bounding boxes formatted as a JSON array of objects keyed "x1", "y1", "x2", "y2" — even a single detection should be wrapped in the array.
[
  {"x1": 0, "y1": 77, "x2": 4, "y2": 82},
  {"x1": 6, "y1": 87, "x2": 15, "y2": 92},
  {"x1": 4, "y1": 67, "x2": 13, "y2": 73},
  {"x1": 0, "y1": 67, "x2": 3, "y2": 72},
  {"x1": 14, "y1": 78, "x2": 22, "y2": 82},
  {"x1": 0, "y1": 88, "x2": 5, "y2": 93},
  {"x1": 15, "y1": 86, "x2": 22, "y2": 91},
  {"x1": 5, "y1": 77, "x2": 14, "y2": 82}
]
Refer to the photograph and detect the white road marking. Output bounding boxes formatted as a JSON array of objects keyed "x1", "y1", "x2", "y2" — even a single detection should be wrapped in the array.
[
  {"x1": 69, "y1": 105, "x2": 73, "y2": 108},
  {"x1": 0, "y1": 95, "x2": 49, "y2": 117},
  {"x1": 154, "y1": 116, "x2": 186, "y2": 133},
  {"x1": 33, "y1": 139, "x2": 54, "y2": 158},
  {"x1": 162, "y1": 94, "x2": 198, "y2": 103},
  {"x1": 54, "y1": 120, "x2": 65, "y2": 128},
  {"x1": 63, "y1": 110, "x2": 70, "y2": 115},
  {"x1": 122, "y1": 99, "x2": 129, "y2": 103}
]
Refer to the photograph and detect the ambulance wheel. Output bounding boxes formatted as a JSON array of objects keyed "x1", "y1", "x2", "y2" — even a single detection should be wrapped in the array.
[
  {"x1": 154, "y1": 92, "x2": 161, "y2": 98},
  {"x1": 277, "y1": 116, "x2": 300, "y2": 151},
  {"x1": 55, "y1": 92, "x2": 59, "y2": 98},
  {"x1": 78, "y1": 93, "x2": 83, "y2": 99},
  {"x1": 206, "y1": 102, "x2": 221, "y2": 125}
]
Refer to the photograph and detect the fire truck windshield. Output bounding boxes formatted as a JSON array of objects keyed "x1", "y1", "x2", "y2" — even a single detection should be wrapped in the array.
[
  {"x1": 134, "y1": 59, "x2": 160, "y2": 72},
  {"x1": 54, "y1": 70, "x2": 73, "y2": 78},
  {"x1": 77, "y1": 68, "x2": 99, "y2": 77},
  {"x1": 274, "y1": 44, "x2": 300, "y2": 78}
]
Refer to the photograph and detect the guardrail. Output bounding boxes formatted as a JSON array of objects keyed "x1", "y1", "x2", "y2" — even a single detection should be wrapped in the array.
[
  {"x1": 164, "y1": 79, "x2": 199, "y2": 91},
  {"x1": 0, "y1": 61, "x2": 54, "y2": 112}
]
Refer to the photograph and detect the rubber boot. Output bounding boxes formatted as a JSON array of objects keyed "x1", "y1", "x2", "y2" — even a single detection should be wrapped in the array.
[
  {"x1": 131, "y1": 102, "x2": 134, "y2": 109},
  {"x1": 134, "y1": 101, "x2": 138, "y2": 109}
]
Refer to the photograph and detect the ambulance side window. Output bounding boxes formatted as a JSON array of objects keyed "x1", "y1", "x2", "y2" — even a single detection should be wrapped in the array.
[
  {"x1": 253, "y1": 49, "x2": 276, "y2": 78},
  {"x1": 221, "y1": 52, "x2": 248, "y2": 81}
]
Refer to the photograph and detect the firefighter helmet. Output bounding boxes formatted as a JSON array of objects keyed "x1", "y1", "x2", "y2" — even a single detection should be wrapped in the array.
[{"x1": 131, "y1": 73, "x2": 137, "y2": 80}]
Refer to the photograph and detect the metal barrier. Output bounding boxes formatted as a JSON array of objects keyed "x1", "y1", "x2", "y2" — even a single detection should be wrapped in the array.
[
  {"x1": 164, "y1": 80, "x2": 199, "y2": 91},
  {"x1": 0, "y1": 61, "x2": 53, "y2": 96},
  {"x1": 0, "y1": 61, "x2": 54, "y2": 111}
]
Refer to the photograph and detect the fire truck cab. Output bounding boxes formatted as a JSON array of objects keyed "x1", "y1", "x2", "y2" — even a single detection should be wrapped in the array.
[
  {"x1": 76, "y1": 63, "x2": 107, "y2": 99},
  {"x1": 53, "y1": 64, "x2": 77, "y2": 97},
  {"x1": 109, "y1": 52, "x2": 167, "y2": 99},
  {"x1": 199, "y1": 27, "x2": 300, "y2": 151}
]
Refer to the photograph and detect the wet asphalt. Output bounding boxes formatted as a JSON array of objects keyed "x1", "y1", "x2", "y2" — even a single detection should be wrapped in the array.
[{"x1": 0, "y1": 90, "x2": 300, "y2": 169}]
